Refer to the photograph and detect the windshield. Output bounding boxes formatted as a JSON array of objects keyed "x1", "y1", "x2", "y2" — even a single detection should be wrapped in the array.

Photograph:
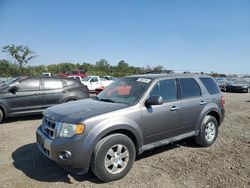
[
  {"x1": 0, "y1": 77, "x2": 21, "y2": 87},
  {"x1": 96, "y1": 77, "x2": 152, "y2": 105},
  {"x1": 81, "y1": 76, "x2": 92, "y2": 81}
]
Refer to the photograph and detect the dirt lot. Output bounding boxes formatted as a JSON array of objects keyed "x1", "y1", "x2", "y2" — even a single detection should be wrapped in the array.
[{"x1": 0, "y1": 93, "x2": 249, "y2": 188}]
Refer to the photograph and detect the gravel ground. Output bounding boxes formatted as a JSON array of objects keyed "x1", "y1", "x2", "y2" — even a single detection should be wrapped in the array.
[{"x1": 0, "y1": 93, "x2": 249, "y2": 188}]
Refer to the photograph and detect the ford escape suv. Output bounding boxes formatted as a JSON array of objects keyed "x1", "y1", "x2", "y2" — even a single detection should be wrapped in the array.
[{"x1": 36, "y1": 73, "x2": 225, "y2": 182}]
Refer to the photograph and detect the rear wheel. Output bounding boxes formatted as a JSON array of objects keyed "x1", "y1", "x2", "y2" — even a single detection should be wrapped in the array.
[
  {"x1": 195, "y1": 115, "x2": 218, "y2": 147},
  {"x1": 0, "y1": 109, "x2": 4, "y2": 123},
  {"x1": 91, "y1": 134, "x2": 136, "y2": 182}
]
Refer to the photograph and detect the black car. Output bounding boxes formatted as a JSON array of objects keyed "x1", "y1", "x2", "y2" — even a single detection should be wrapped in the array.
[
  {"x1": 226, "y1": 80, "x2": 250, "y2": 93},
  {"x1": 215, "y1": 78, "x2": 228, "y2": 92},
  {"x1": 0, "y1": 76, "x2": 89, "y2": 123}
]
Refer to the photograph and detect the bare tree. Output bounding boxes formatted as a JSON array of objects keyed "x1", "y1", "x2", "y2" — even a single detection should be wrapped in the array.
[{"x1": 2, "y1": 44, "x2": 37, "y2": 68}]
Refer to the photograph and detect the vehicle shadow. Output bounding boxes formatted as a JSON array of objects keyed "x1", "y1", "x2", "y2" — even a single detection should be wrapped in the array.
[
  {"x1": 12, "y1": 139, "x2": 198, "y2": 183},
  {"x1": 12, "y1": 143, "x2": 102, "y2": 184},
  {"x1": 3, "y1": 114, "x2": 43, "y2": 123},
  {"x1": 246, "y1": 101, "x2": 250, "y2": 103}
]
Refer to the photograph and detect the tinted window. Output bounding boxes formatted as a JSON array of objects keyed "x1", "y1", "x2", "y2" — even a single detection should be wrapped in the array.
[
  {"x1": 180, "y1": 78, "x2": 201, "y2": 98},
  {"x1": 91, "y1": 77, "x2": 98, "y2": 82},
  {"x1": 150, "y1": 79, "x2": 177, "y2": 101},
  {"x1": 18, "y1": 78, "x2": 40, "y2": 91},
  {"x1": 200, "y1": 77, "x2": 220, "y2": 94},
  {"x1": 44, "y1": 79, "x2": 63, "y2": 90}
]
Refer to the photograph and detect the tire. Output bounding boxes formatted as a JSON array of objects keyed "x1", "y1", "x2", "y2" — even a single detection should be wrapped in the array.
[
  {"x1": 0, "y1": 109, "x2": 3, "y2": 123},
  {"x1": 91, "y1": 134, "x2": 136, "y2": 182},
  {"x1": 195, "y1": 115, "x2": 218, "y2": 147}
]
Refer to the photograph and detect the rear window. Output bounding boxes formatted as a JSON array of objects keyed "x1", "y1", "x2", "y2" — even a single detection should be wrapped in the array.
[
  {"x1": 44, "y1": 79, "x2": 63, "y2": 90},
  {"x1": 200, "y1": 77, "x2": 220, "y2": 94},
  {"x1": 179, "y1": 78, "x2": 201, "y2": 98}
]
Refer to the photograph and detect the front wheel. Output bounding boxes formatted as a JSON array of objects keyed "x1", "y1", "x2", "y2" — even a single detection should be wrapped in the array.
[
  {"x1": 195, "y1": 115, "x2": 218, "y2": 147},
  {"x1": 91, "y1": 134, "x2": 136, "y2": 182}
]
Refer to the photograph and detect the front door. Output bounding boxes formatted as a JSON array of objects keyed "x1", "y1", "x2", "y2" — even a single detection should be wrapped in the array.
[
  {"x1": 141, "y1": 79, "x2": 183, "y2": 145},
  {"x1": 7, "y1": 78, "x2": 42, "y2": 115}
]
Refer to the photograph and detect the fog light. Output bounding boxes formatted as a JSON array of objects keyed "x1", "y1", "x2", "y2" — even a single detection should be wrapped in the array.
[{"x1": 59, "y1": 150, "x2": 72, "y2": 160}]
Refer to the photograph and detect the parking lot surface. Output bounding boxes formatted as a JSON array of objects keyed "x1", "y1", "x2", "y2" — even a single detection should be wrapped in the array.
[{"x1": 0, "y1": 93, "x2": 249, "y2": 188}]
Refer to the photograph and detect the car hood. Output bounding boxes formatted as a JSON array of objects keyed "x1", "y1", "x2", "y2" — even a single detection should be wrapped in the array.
[{"x1": 44, "y1": 98, "x2": 129, "y2": 123}]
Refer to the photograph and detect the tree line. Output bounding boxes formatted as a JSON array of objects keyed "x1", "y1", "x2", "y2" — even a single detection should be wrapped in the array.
[
  {"x1": 0, "y1": 44, "x2": 227, "y2": 78},
  {"x1": 0, "y1": 58, "x2": 168, "y2": 77}
]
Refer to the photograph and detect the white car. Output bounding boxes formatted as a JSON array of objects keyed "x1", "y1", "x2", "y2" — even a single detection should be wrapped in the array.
[{"x1": 81, "y1": 76, "x2": 113, "y2": 91}]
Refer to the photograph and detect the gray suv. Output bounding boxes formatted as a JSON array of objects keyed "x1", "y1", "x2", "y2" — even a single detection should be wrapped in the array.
[{"x1": 36, "y1": 73, "x2": 225, "y2": 182}]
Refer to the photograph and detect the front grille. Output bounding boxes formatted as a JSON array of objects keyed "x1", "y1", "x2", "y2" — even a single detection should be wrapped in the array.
[{"x1": 42, "y1": 117, "x2": 60, "y2": 139}]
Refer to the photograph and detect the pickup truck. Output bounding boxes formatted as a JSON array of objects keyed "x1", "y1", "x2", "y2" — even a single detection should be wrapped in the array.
[
  {"x1": 61, "y1": 70, "x2": 87, "y2": 78},
  {"x1": 81, "y1": 76, "x2": 113, "y2": 91}
]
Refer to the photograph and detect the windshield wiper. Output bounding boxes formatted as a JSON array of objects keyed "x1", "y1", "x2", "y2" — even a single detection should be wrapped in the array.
[{"x1": 99, "y1": 98, "x2": 115, "y2": 103}]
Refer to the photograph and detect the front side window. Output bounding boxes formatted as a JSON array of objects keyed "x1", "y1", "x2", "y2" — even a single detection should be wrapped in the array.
[
  {"x1": 179, "y1": 78, "x2": 201, "y2": 98},
  {"x1": 150, "y1": 79, "x2": 178, "y2": 101},
  {"x1": 44, "y1": 79, "x2": 63, "y2": 90},
  {"x1": 90, "y1": 77, "x2": 98, "y2": 82},
  {"x1": 18, "y1": 78, "x2": 40, "y2": 91}
]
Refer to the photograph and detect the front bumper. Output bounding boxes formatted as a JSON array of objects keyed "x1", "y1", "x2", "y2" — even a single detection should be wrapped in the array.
[{"x1": 36, "y1": 126, "x2": 91, "y2": 174}]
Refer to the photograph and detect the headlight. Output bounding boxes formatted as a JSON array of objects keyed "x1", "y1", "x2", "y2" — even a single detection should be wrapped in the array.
[{"x1": 59, "y1": 123, "x2": 85, "y2": 137}]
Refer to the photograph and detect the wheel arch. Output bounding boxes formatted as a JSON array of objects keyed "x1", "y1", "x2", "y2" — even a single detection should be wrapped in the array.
[{"x1": 206, "y1": 111, "x2": 220, "y2": 126}]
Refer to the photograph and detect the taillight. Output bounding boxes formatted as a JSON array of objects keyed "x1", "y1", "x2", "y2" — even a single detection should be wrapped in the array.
[{"x1": 221, "y1": 96, "x2": 225, "y2": 109}]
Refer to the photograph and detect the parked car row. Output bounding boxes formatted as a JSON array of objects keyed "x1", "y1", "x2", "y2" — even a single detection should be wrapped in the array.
[{"x1": 215, "y1": 77, "x2": 250, "y2": 93}]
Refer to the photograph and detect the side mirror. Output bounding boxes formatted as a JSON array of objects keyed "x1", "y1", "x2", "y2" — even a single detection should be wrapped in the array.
[
  {"x1": 145, "y1": 96, "x2": 163, "y2": 106},
  {"x1": 9, "y1": 86, "x2": 18, "y2": 94}
]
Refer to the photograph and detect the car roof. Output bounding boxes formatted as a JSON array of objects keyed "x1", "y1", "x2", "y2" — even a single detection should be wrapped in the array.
[{"x1": 127, "y1": 73, "x2": 211, "y2": 80}]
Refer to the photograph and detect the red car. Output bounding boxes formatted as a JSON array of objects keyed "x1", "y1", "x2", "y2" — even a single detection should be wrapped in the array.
[{"x1": 62, "y1": 70, "x2": 87, "y2": 78}]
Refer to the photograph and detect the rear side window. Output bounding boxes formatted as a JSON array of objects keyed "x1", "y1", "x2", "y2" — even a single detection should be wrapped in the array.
[
  {"x1": 44, "y1": 79, "x2": 63, "y2": 90},
  {"x1": 150, "y1": 79, "x2": 178, "y2": 101},
  {"x1": 200, "y1": 77, "x2": 220, "y2": 94},
  {"x1": 179, "y1": 78, "x2": 201, "y2": 98}
]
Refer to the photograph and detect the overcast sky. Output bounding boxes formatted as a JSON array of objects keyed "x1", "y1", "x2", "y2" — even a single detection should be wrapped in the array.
[{"x1": 0, "y1": 0, "x2": 249, "y2": 74}]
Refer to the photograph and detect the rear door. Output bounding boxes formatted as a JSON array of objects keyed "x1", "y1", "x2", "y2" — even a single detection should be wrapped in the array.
[
  {"x1": 178, "y1": 78, "x2": 205, "y2": 131},
  {"x1": 141, "y1": 78, "x2": 183, "y2": 145},
  {"x1": 7, "y1": 78, "x2": 42, "y2": 114},
  {"x1": 41, "y1": 78, "x2": 67, "y2": 109}
]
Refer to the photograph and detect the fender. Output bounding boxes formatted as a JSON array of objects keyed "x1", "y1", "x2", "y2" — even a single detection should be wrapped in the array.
[
  {"x1": 196, "y1": 102, "x2": 220, "y2": 131},
  {"x1": 79, "y1": 117, "x2": 143, "y2": 168}
]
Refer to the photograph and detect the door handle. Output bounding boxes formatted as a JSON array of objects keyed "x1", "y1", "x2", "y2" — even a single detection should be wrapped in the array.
[
  {"x1": 170, "y1": 106, "x2": 179, "y2": 111},
  {"x1": 200, "y1": 101, "x2": 206, "y2": 105}
]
